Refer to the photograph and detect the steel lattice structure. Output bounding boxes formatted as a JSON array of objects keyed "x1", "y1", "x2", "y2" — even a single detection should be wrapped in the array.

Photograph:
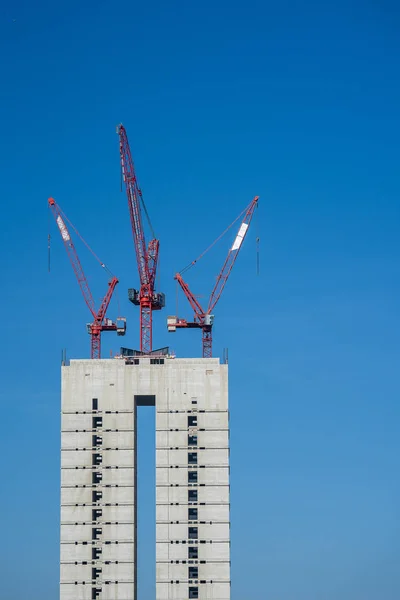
[
  {"x1": 48, "y1": 197, "x2": 126, "y2": 358},
  {"x1": 118, "y1": 125, "x2": 164, "y2": 354},
  {"x1": 169, "y1": 196, "x2": 259, "y2": 357}
]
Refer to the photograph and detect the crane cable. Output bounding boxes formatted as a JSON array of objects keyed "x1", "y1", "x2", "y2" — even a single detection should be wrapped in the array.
[
  {"x1": 48, "y1": 204, "x2": 51, "y2": 273},
  {"x1": 120, "y1": 163, "x2": 156, "y2": 241},
  {"x1": 256, "y1": 201, "x2": 260, "y2": 276},
  {"x1": 115, "y1": 285, "x2": 121, "y2": 318},
  {"x1": 57, "y1": 205, "x2": 115, "y2": 278},
  {"x1": 179, "y1": 202, "x2": 250, "y2": 275},
  {"x1": 176, "y1": 277, "x2": 179, "y2": 321},
  {"x1": 140, "y1": 194, "x2": 156, "y2": 241}
]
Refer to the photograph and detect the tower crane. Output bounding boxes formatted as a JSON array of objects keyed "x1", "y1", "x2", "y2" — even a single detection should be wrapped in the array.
[
  {"x1": 117, "y1": 124, "x2": 165, "y2": 354},
  {"x1": 168, "y1": 196, "x2": 259, "y2": 358},
  {"x1": 48, "y1": 197, "x2": 126, "y2": 359}
]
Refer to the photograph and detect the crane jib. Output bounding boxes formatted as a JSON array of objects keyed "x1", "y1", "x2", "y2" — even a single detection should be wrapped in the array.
[
  {"x1": 231, "y1": 222, "x2": 248, "y2": 251},
  {"x1": 56, "y1": 215, "x2": 71, "y2": 242},
  {"x1": 171, "y1": 195, "x2": 259, "y2": 357},
  {"x1": 118, "y1": 124, "x2": 163, "y2": 353},
  {"x1": 49, "y1": 197, "x2": 124, "y2": 358}
]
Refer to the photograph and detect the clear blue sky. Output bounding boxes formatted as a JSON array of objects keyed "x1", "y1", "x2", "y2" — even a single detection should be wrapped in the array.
[{"x1": 0, "y1": 1, "x2": 399, "y2": 598}]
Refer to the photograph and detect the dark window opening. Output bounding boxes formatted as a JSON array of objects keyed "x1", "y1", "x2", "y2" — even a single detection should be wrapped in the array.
[
  {"x1": 135, "y1": 394, "x2": 156, "y2": 407},
  {"x1": 92, "y1": 490, "x2": 102, "y2": 503},
  {"x1": 189, "y1": 586, "x2": 199, "y2": 599},
  {"x1": 188, "y1": 508, "x2": 198, "y2": 520},
  {"x1": 92, "y1": 528, "x2": 102, "y2": 540},
  {"x1": 188, "y1": 452, "x2": 197, "y2": 465},
  {"x1": 92, "y1": 453, "x2": 102, "y2": 466},
  {"x1": 188, "y1": 471, "x2": 198, "y2": 483},
  {"x1": 92, "y1": 547, "x2": 102, "y2": 560},
  {"x1": 188, "y1": 434, "x2": 198, "y2": 447},
  {"x1": 188, "y1": 416, "x2": 197, "y2": 428},
  {"x1": 188, "y1": 546, "x2": 198, "y2": 559},
  {"x1": 92, "y1": 472, "x2": 102, "y2": 484},
  {"x1": 188, "y1": 489, "x2": 198, "y2": 502},
  {"x1": 92, "y1": 567, "x2": 102, "y2": 580},
  {"x1": 188, "y1": 527, "x2": 198, "y2": 540},
  {"x1": 150, "y1": 358, "x2": 164, "y2": 365},
  {"x1": 189, "y1": 566, "x2": 198, "y2": 579},
  {"x1": 92, "y1": 416, "x2": 102, "y2": 429},
  {"x1": 92, "y1": 588, "x2": 102, "y2": 599},
  {"x1": 92, "y1": 435, "x2": 102, "y2": 447},
  {"x1": 92, "y1": 509, "x2": 102, "y2": 521},
  {"x1": 92, "y1": 398, "x2": 98, "y2": 411}
]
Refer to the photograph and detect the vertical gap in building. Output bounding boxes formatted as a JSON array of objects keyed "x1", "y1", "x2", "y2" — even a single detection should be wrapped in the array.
[{"x1": 136, "y1": 400, "x2": 156, "y2": 599}]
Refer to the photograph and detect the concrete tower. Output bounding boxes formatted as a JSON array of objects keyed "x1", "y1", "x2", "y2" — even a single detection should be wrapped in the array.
[{"x1": 60, "y1": 356, "x2": 230, "y2": 600}]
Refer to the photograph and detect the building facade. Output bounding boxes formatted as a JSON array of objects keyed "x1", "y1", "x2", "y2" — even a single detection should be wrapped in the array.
[{"x1": 60, "y1": 357, "x2": 230, "y2": 600}]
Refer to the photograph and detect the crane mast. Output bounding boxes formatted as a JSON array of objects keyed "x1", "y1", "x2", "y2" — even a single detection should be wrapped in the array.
[
  {"x1": 117, "y1": 124, "x2": 164, "y2": 354},
  {"x1": 168, "y1": 196, "x2": 259, "y2": 357},
  {"x1": 48, "y1": 197, "x2": 126, "y2": 359}
]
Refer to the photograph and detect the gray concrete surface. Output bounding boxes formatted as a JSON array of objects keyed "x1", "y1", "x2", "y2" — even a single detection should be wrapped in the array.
[{"x1": 60, "y1": 357, "x2": 230, "y2": 600}]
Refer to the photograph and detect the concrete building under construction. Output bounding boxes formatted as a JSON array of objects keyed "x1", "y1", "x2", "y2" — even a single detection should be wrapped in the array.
[
  {"x1": 60, "y1": 356, "x2": 231, "y2": 600},
  {"x1": 55, "y1": 125, "x2": 259, "y2": 600}
]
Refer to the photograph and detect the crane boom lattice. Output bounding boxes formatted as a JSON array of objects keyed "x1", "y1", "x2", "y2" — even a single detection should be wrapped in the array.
[
  {"x1": 169, "y1": 196, "x2": 259, "y2": 357},
  {"x1": 117, "y1": 124, "x2": 164, "y2": 354},
  {"x1": 48, "y1": 197, "x2": 126, "y2": 359}
]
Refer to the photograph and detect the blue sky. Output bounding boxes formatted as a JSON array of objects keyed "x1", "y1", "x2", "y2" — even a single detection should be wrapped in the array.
[{"x1": 0, "y1": 0, "x2": 399, "y2": 598}]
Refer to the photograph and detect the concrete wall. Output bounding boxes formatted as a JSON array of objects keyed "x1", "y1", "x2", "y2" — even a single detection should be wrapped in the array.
[
  {"x1": 60, "y1": 357, "x2": 230, "y2": 600},
  {"x1": 155, "y1": 359, "x2": 230, "y2": 600},
  {"x1": 60, "y1": 360, "x2": 137, "y2": 600}
]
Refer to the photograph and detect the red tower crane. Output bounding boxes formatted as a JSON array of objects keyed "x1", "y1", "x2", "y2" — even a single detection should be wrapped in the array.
[
  {"x1": 48, "y1": 197, "x2": 126, "y2": 359},
  {"x1": 117, "y1": 124, "x2": 164, "y2": 354},
  {"x1": 168, "y1": 196, "x2": 259, "y2": 357}
]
